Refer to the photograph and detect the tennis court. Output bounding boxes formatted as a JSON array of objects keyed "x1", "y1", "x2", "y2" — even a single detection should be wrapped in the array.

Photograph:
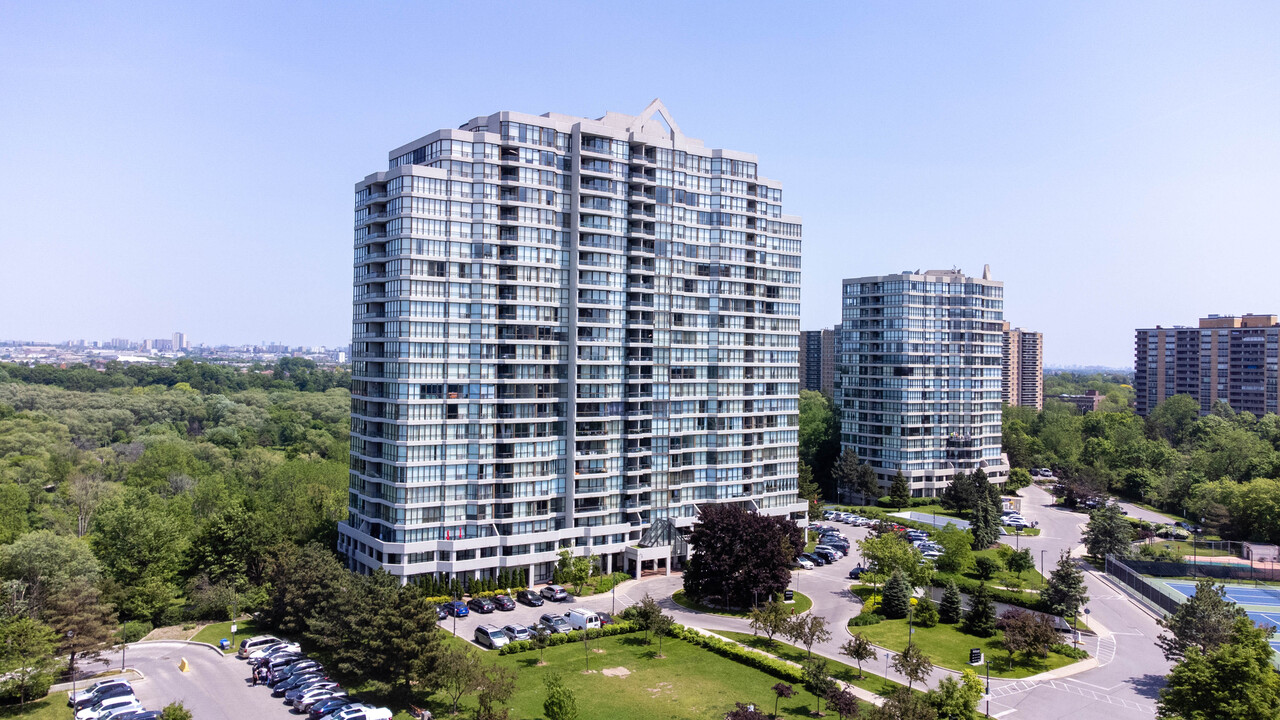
[{"x1": 1165, "y1": 580, "x2": 1280, "y2": 651}]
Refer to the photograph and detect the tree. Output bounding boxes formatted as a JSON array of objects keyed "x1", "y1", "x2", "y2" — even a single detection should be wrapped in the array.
[
  {"x1": 799, "y1": 391, "x2": 842, "y2": 499},
  {"x1": 1005, "y1": 467, "x2": 1034, "y2": 491},
  {"x1": 530, "y1": 623, "x2": 552, "y2": 665},
  {"x1": 973, "y1": 555, "x2": 1001, "y2": 581},
  {"x1": 826, "y1": 687, "x2": 860, "y2": 720},
  {"x1": 802, "y1": 658, "x2": 836, "y2": 714},
  {"x1": 961, "y1": 583, "x2": 996, "y2": 638},
  {"x1": 262, "y1": 542, "x2": 348, "y2": 639},
  {"x1": 0, "y1": 615, "x2": 57, "y2": 704},
  {"x1": 771, "y1": 682, "x2": 795, "y2": 718},
  {"x1": 1083, "y1": 503, "x2": 1133, "y2": 558},
  {"x1": 1004, "y1": 548, "x2": 1035, "y2": 579},
  {"x1": 969, "y1": 492, "x2": 999, "y2": 550},
  {"x1": 0, "y1": 530, "x2": 100, "y2": 615},
  {"x1": 939, "y1": 472, "x2": 974, "y2": 515},
  {"x1": 890, "y1": 471, "x2": 911, "y2": 510},
  {"x1": 913, "y1": 596, "x2": 939, "y2": 628},
  {"x1": 1156, "y1": 579, "x2": 1248, "y2": 661},
  {"x1": 684, "y1": 504, "x2": 802, "y2": 609},
  {"x1": 1157, "y1": 617, "x2": 1280, "y2": 720},
  {"x1": 784, "y1": 613, "x2": 831, "y2": 659},
  {"x1": 939, "y1": 581, "x2": 963, "y2": 624},
  {"x1": 892, "y1": 642, "x2": 934, "y2": 691},
  {"x1": 998, "y1": 608, "x2": 1058, "y2": 664},
  {"x1": 857, "y1": 533, "x2": 930, "y2": 589},
  {"x1": 1147, "y1": 394, "x2": 1201, "y2": 447},
  {"x1": 926, "y1": 668, "x2": 984, "y2": 720},
  {"x1": 44, "y1": 577, "x2": 117, "y2": 678},
  {"x1": 652, "y1": 614, "x2": 674, "y2": 658},
  {"x1": 436, "y1": 643, "x2": 484, "y2": 715},
  {"x1": 831, "y1": 448, "x2": 863, "y2": 505},
  {"x1": 1043, "y1": 551, "x2": 1089, "y2": 625},
  {"x1": 932, "y1": 524, "x2": 972, "y2": 574},
  {"x1": 543, "y1": 673, "x2": 579, "y2": 720},
  {"x1": 872, "y1": 688, "x2": 937, "y2": 720},
  {"x1": 69, "y1": 473, "x2": 112, "y2": 539},
  {"x1": 635, "y1": 594, "x2": 663, "y2": 645},
  {"x1": 475, "y1": 662, "x2": 517, "y2": 720},
  {"x1": 159, "y1": 703, "x2": 194, "y2": 720},
  {"x1": 841, "y1": 634, "x2": 875, "y2": 679},
  {"x1": 556, "y1": 550, "x2": 593, "y2": 595},
  {"x1": 798, "y1": 461, "x2": 824, "y2": 521},
  {"x1": 749, "y1": 600, "x2": 792, "y2": 643},
  {"x1": 880, "y1": 570, "x2": 911, "y2": 620}
]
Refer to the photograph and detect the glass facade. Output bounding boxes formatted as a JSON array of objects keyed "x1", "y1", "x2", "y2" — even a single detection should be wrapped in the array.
[
  {"x1": 340, "y1": 104, "x2": 805, "y2": 583},
  {"x1": 836, "y1": 270, "x2": 1009, "y2": 497}
]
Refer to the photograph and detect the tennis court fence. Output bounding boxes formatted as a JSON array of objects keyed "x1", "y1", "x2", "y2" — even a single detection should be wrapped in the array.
[{"x1": 1105, "y1": 555, "x2": 1182, "y2": 615}]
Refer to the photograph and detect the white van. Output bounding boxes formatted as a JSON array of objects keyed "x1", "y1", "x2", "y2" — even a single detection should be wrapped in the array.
[
  {"x1": 564, "y1": 608, "x2": 601, "y2": 631},
  {"x1": 238, "y1": 634, "x2": 281, "y2": 658}
]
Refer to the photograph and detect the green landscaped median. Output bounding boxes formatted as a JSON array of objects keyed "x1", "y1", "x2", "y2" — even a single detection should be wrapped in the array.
[
  {"x1": 190, "y1": 618, "x2": 264, "y2": 653},
  {"x1": 425, "y1": 633, "x2": 851, "y2": 719},
  {"x1": 848, "y1": 618, "x2": 1083, "y2": 679},
  {"x1": 672, "y1": 590, "x2": 813, "y2": 617},
  {"x1": 0, "y1": 691, "x2": 71, "y2": 719},
  {"x1": 714, "y1": 630, "x2": 911, "y2": 697}
]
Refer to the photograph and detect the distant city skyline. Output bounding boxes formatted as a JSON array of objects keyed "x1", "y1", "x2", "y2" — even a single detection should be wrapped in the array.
[{"x1": 4, "y1": 3, "x2": 1280, "y2": 366}]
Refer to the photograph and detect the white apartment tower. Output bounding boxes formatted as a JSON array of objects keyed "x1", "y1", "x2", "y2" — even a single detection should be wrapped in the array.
[
  {"x1": 341, "y1": 101, "x2": 805, "y2": 585},
  {"x1": 837, "y1": 268, "x2": 1009, "y2": 498}
]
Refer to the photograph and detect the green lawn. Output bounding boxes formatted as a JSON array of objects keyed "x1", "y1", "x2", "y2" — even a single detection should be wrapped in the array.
[
  {"x1": 1147, "y1": 541, "x2": 1231, "y2": 558},
  {"x1": 672, "y1": 590, "x2": 813, "y2": 617},
  {"x1": 189, "y1": 618, "x2": 265, "y2": 653},
  {"x1": 968, "y1": 549, "x2": 1046, "y2": 591},
  {"x1": 850, "y1": 618, "x2": 1083, "y2": 679},
  {"x1": 1003, "y1": 526, "x2": 1041, "y2": 536},
  {"x1": 0, "y1": 692, "x2": 71, "y2": 719},
  {"x1": 418, "y1": 633, "x2": 858, "y2": 720},
  {"x1": 714, "y1": 630, "x2": 910, "y2": 697}
]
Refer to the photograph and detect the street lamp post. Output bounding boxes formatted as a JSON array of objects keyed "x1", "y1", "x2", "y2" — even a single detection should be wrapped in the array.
[
  {"x1": 1040, "y1": 550, "x2": 1046, "y2": 580},
  {"x1": 66, "y1": 630, "x2": 76, "y2": 705},
  {"x1": 612, "y1": 582, "x2": 616, "y2": 616},
  {"x1": 984, "y1": 656, "x2": 991, "y2": 717}
]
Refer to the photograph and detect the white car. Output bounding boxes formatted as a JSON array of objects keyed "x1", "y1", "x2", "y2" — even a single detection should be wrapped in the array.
[
  {"x1": 77, "y1": 697, "x2": 141, "y2": 720},
  {"x1": 249, "y1": 641, "x2": 301, "y2": 660},
  {"x1": 69, "y1": 679, "x2": 132, "y2": 707},
  {"x1": 922, "y1": 550, "x2": 943, "y2": 560},
  {"x1": 795, "y1": 557, "x2": 815, "y2": 570}
]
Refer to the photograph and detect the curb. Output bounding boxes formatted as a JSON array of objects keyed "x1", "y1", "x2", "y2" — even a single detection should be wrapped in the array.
[
  {"x1": 50, "y1": 668, "x2": 146, "y2": 694},
  {"x1": 131, "y1": 639, "x2": 230, "y2": 657}
]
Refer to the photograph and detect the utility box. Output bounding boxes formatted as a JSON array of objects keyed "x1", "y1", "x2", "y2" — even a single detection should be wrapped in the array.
[{"x1": 219, "y1": 638, "x2": 231, "y2": 651}]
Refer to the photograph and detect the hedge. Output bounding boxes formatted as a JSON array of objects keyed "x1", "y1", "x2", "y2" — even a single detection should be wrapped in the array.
[
  {"x1": 1050, "y1": 643, "x2": 1089, "y2": 659},
  {"x1": 497, "y1": 620, "x2": 640, "y2": 655},
  {"x1": 933, "y1": 575, "x2": 1049, "y2": 613},
  {"x1": 665, "y1": 625, "x2": 805, "y2": 684}
]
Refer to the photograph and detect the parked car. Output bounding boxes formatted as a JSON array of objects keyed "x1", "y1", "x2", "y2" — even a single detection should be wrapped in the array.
[
  {"x1": 273, "y1": 672, "x2": 325, "y2": 695},
  {"x1": 113, "y1": 712, "x2": 161, "y2": 720},
  {"x1": 467, "y1": 597, "x2": 497, "y2": 614},
  {"x1": 815, "y1": 545, "x2": 844, "y2": 559},
  {"x1": 237, "y1": 634, "x2": 282, "y2": 659},
  {"x1": 800, "y1": 552, "x2": 825, "y2": 567},
  {"x1": 76, "y1": 696, "x2": 141, "y2": 720},
  {"x1": 297, "y1": 690, "x2": 347, "y2": 713},
  {"x1": 564, "y1": 608, "x2": 602, "y2": 630},
  {"x1": 921, "y1": 550, "x2": 943, "y2": 560},
  {"x1": 262, "y1": 653, "x2": 304, "y2": 672},
  {"x1": 93, "y1": 705, "x2": 146, "y2": 720},
  {"x1": 309, "y1": 698, "x2": 356, "y2": 720},
  {"x1": 70, "y1": 680, "x2": 132, "y2": 708},
  {"x1": 249, "y1": 641, "x2": 301, "y2": 660},
  {"x1": 1006, "y1": 518, "x2": 1033, "y2": 529},
  {"x1": 492, "y1": 594, "x2": 516, "y2": 611},
  {"x1": 540, "y1": 585, "x2": 569, "y2": 602},
  {"x1": 436, "y1": 605, "x2": 448, "y2": 621},
  {"x1": 287, "y1": 681, "x2": 340, "y2": 705},
  {"x1": 503, "y1": 624, "x2": 532, "y2": 642},
  {"x1": 475, "y1": 624, "x2": 510, "y2": 649},
  {"x1": 813, "y1": 549, "x2": 837, "y2": 564},
  {"x1": 794, "y1": 556, "x2": 815, "y2": 570},
  {"x1": 848, "y1": 565, "x2": 866, "y2": 579},
  {"x1": 515, "y1": 589, "x2": 544, "y2": 607},
  {"x1": 444, "y1": 600, "x2": 470, "y2": 617},
  {"x1": 539, "y1": 613, "x2": 572, "y2": 634},
  {"x1": 73, "y1": 685, "x2": 133, "y2": 711},
  {"x1": 597, "y1": 612, "x2": 615, "y2": 626}
]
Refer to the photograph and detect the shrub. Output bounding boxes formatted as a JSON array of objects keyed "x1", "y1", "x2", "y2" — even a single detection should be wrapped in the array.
[
  {"x1": 1050, "y1": 643, "x2": 1090, "y2": 660},
  {"x1": 848, "y1": 612, "x2": 884, "y2": 627},
  {"x1": 974, "y1": 555, "x2": 1002, "y2": 581},
  {"x1": 935, "y1": 575, "x2": 1049, "y2": 613},
  {"x1": 668, "y1": 625, "x2": 805, "y2": 683},
  {"x1": 913, "y1": 597, "x2": 939, "y2": 628},
  {"x1": 497, "y1": 621, "x2": 639, "y2": 655},
  {"x1": 0, "y1": 672, "x2": 53, "y2": 704},
  {"x1": 118, "y1": 621, "x2": 153, "y2": 643}
]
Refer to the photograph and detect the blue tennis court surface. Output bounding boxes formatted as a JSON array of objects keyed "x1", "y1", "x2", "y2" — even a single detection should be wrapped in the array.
[
  {"x1": 1248, "y1": 612, "x2": 1280, "y2": 652},
  {"x1": 1165, "y1": 581, "x2": 1280, "y2": 608}
]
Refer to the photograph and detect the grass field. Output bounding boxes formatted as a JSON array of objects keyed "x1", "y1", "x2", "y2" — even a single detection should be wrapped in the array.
[
  {"x1": 713, "y1": 630, "x2": 909, "y2": 697},
  {"x1": 850, "y1": 618, "x2": 1082, "y2": 678},
  {"x1": 189, "y1": 618, "x2": 264, "y2": 653},
  {"x1": 1146, "y1": 541, "x2": 1231, "y2": 558},
  {"x1": 419, "y1": 633, "x2": 857, "y2": 719},
  {"x1": 672, "y1": 590, "x2": 813, "y2": 617},
  {"x1": 1004, "y1": 526, "x2": 1041, "y2": 536},
  {"x1": 0, "y1": 692, "x2": 71, "y2": 719}
]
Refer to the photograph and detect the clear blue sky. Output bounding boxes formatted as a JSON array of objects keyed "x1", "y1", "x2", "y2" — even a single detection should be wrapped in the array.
[{"x1": 3, "y1": 1, "x2": 1278, "y2": 366}]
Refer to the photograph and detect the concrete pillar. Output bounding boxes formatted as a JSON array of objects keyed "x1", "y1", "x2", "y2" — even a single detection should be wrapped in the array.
[
  {"x1": 664, "y1": 557, "x2": 670, "y2": 576},
  {"x1": 527, "y1": 563, "x2": 535, "y2": 587},
  {"x1": 604, "y1": 553, "x2": 613, "y2": 574}
]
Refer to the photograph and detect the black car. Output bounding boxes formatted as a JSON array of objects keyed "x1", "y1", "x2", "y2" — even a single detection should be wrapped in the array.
[
  {"x1": 515, "y1": 589, "x2": 544, "y2": 607},
  {"x1": 308, "y1": 697, "x2": 357, "y2": 720},
  {"x1": 597, "y1": 612, "x2": 615, "y2": 626},
  {"x1": 436, "y1": 605, "x2": 448, "y2": 621},
  {"x1": 492, "y1": 594, "x2": 516, "y2": 611},
  {"x1": 272, "y1": 672, "x2": 325, "y2": 695},
  {"x1": 848, "y1": 565, "x2": 866, "y2": 579},
  {"x1": 114, "y1": 712, "x2": 162, "y2": 720},
  {"x1": 800, "y1": 552, "x2": 825, "y2": 567},
  {"x1": 467, "y1": 597, "x2": 496, "y2": 614},
  {"x1": 813, "y1": 549, "x2": 837, "y2": 564}
]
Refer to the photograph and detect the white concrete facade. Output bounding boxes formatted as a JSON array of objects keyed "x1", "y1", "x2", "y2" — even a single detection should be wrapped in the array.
[{"x1": 340, "y1": 100, "x2": 806, "y2": 584}]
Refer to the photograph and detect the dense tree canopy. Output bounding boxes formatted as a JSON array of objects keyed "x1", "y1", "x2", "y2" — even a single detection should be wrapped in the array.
[{"x1": 684, "y1": 503, "x2": 803, "y2": 608}]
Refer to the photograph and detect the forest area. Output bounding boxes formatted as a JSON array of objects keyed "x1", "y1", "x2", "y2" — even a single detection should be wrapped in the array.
[{"x1": 0, "y1": 359, "x2": 352, "y2": 701}]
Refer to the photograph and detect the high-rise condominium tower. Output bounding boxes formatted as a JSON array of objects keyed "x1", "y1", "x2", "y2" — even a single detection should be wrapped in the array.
[
  {"x1": 1134, "y1": 313, "x2": 1280, "y2": 416},
  {"x1": 342, "y1": 101, "x2": 805, "y2": 585},
  {"x1": 1001, "y1": 323, "x2": 1043, "y2": 409},
  {"x1": 837, "y1": 268, "x2": 1009, "y2": 498},
  {"x1": 799, "y1": 326, "x2": 838, "y2": 395}
]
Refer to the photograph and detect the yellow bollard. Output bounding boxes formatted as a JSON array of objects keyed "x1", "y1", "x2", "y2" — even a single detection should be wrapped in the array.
[{"x1": 178, "y1": 657, "x2": 189, "y2": 672}]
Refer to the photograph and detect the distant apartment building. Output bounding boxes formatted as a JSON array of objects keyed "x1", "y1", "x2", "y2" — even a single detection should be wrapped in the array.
[
  {"x1": 1134, "y1": 314, "x2": 1280, "y2": 416},
  {"x1": 173, "y1": 332, "x2": 189, "y2": 350},
  {"x1": 1055, "y1": 389, "x2": 1104, "y2": 413},
  {"x1": 799, "y1": 326, "x2": 838, "y2": 395},
  {"x1": 341, "y1": 101, "x2": 805, "y2": 584},
  {"x1": 837, "y1": 267, "x2": 1010, "y2": 498},
  {"x1": 1001, "y1": 323, "x2": 1043, "y2": 409}
]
